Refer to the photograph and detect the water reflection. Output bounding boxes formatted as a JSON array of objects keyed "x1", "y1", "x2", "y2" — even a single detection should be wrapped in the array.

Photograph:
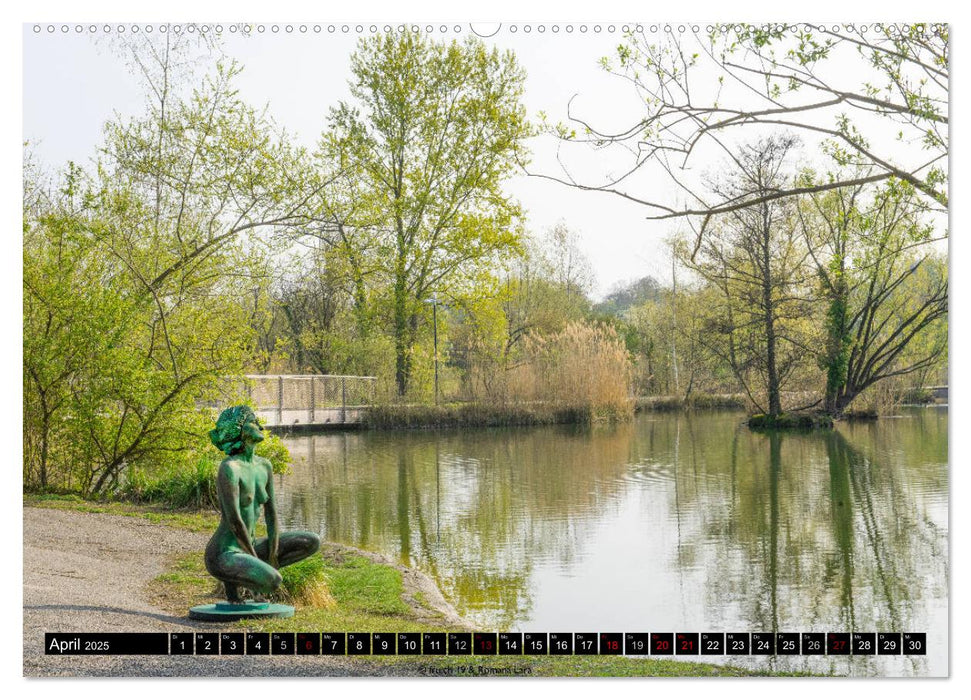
[{"x1": 276, "y1": 408, "x2": 947, "y2": 676}]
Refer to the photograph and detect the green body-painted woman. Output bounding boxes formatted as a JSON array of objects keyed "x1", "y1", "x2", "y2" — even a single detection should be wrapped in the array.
[{"x1": 206, "y1": 405, "x2": 320, "y2": 603}]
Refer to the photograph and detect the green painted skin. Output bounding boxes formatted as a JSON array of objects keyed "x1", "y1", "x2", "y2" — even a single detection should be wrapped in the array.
[{"x1": 205, "y1": 406, "x2": 319, "y2": 603}]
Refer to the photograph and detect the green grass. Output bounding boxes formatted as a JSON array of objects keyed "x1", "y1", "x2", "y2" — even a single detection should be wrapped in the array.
[
  {"x1": 121, "y1": 457, "x2": 218, "y2": 510},
  {"x1": 364, "y1": 402, "x2": 630, "y2": 430},
  {"x1": 25, "y1": 493, "x2": 223, "y2": 533},
  {"x1": 276, "y1": 555, "x2": 334, "y2": 607},
  {"x1": 31, "y1": 493, "x2": 791, "y2": 676},
  {"x1": 153, "y1": 556, "x2": 214, "y2": 605},
  {"x1": 153, "y1": 549, "x2": 439, "y2": 635},
  {"x1": 322, "y1": 553, "x2": 410, "y2": 616},
  {"x1": 748, "y1": 413, "x2": 834, "y2": 430}
]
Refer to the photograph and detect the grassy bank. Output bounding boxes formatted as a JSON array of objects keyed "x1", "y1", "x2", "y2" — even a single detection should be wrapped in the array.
[
  {"x1": 365, "y1": 393, "x2": 754, "y2": 431},
  {"x1": 364, "y1": 402, "x2": 632, "y2": 430},
  {"x1": 25, "y1": 493, "x2": 223, "y2": 532},
  {"x1": 153, "y1": 548, "x2": 439, "y2": 634},
  {"x1": 24, "y1": 475, "x2": 224, "y2": 513},
  {"x1": 748, "y1": 413, "x2": 835, "y2": 430},
  {"x1": 26, "y1": 495, "x2": 783, "y2": 676},
  {"x1": 155, "y1": 548, "x2": 777, "y2": 676},
  {"x1": 634, "y1": 394, "x2": 748, "y2": 412}
]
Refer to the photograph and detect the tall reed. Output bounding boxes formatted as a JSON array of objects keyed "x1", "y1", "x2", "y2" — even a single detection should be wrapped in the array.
[{"x1": 505, "y1": 321, "x2": 634, "y2": 421}]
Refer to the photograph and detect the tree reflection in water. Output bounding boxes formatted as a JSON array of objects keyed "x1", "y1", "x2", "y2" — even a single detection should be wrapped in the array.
[{"x1": 276, "y1": 408, "x2": 947, "y2": 675}]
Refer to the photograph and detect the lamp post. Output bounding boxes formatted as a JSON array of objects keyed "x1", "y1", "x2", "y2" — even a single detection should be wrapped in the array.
[{"x1": 424, "y1": 294, "x2": 440, "y2": 405}]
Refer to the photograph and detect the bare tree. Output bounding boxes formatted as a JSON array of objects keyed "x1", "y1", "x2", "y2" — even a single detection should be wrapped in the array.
[
  {"x1": 543, "y1": 221, "x2": 596, "y2": 297},
  {"x1": 678, "y1": 136, "x2": 812, "y2": 416},
  {"x1": 535, "y1": 23, "x2": 947, "y2": 238}
]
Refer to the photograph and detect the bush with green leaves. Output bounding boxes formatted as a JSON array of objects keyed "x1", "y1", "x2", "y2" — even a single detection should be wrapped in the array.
[{"x1": 23, "y1": 37, "x2": 308, "y2": 496}]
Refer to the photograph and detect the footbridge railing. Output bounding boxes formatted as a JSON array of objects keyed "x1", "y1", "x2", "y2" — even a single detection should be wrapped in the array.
[{"x1": 244, "y1": 374, "x2": 377, "y2": 429}]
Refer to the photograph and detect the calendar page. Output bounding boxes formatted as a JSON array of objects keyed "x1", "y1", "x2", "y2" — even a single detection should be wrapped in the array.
[{"x1": 21, "y1": 18, "x2": 949, "y2": 681}]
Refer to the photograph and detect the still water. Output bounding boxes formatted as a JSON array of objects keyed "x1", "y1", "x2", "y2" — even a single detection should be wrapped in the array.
[{"x1": 276, "y1": 408, "x2": 948, "y2": 676}]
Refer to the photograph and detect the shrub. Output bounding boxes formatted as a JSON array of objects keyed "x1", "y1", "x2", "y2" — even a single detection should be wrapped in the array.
[
  {"x1": 119, "y1": 429, "x2": 291, "y2": 509},
  {"x1": 747, "y1": 412, "x2": 834, "y2": 431},
  {"x1": 121, "y1": 456, "x2": 218, "y2": 509}
]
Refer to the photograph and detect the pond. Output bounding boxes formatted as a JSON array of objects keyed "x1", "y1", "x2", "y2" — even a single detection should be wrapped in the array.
[{"x1": 276, "y1": 408, "x2": 948, "y2": 676}]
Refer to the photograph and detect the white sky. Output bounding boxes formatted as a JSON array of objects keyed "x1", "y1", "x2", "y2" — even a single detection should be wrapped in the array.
[{"x1": 22, "y1": 22, "x2": 947, "y2": 298}]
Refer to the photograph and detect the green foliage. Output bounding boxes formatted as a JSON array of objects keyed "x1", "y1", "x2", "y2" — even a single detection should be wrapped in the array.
[
  {"x1": 797, "y1": 174, "x2": 947, "y2": 415},
  {"x1": 257, "y1": 431, "x2": 293, "y2": 475},
  {"x1": 23, "y1": 37, "x2": 306, "y2": 496},
  {"x1": 616, "y1": 164, "x2": 947, "y2": 417},
  {"x1": 316, "y1": 30, "x2": 532, "y2": 396},
  {"x1": 593, "y1": 276, "x2": 662, "y2": 317},
  {"x1": 122, "y1": 455, "x2": 218, "y2": 509},
  {"x1": 748, "y1": 413, "x2": 834, "y2": 430},
  {"x1": 119, "y1": 432, "x2": 289, "y2": 509},
  {"x1": 821, "y1": 282, "x2": 852, "y2": 407}
]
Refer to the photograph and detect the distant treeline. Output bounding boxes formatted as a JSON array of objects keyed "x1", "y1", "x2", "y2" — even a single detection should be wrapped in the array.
[{"x1": 23, "y1": 27, "x2": 947, "y2": 499}]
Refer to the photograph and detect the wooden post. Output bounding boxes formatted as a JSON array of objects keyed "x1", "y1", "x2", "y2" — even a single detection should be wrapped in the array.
[
  {"x1": 277, "y1": 375, "x2": 284, "y2": 426},
  {"x1": 309, "y1": 376, "x2": 316, "y2": 424},
  {"x1": 340, "y1": 377, "x2": 347, "y2": 423}
]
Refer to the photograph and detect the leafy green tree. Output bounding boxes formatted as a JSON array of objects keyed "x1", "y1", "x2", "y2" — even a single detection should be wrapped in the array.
[
  {"x1": 501, "y1": 224, "x2": 593, "y2": 361},
  {"x1": 23, "y1": 165, "x2": 121, "y2": 490},
  {"x1": 797, "y1": 175, "x2": 947, "y2": 415},
  {"x1": 321, "y1": 30, "x2": 531, "y2": 396},
  {"x1": 594, "y1": 275, "x2": 662, "y2": 317},
  {"x1": 23, "y1": 36, "x2": 306, "y2": 494}
]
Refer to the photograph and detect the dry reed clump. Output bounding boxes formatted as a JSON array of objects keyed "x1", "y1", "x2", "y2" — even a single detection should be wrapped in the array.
[
  {"x1": 280, "y1": 579, "x2": 337, "y2": 609},
  {"x1": 275, "y1": 554, "x2": 337, "y2": 609},
  {"x1": 207, "y1": 555, "x2": 337, "y2": 610},
  {"x1": 507, "y1": 321, "x2": 634, "y2": 422},
  {"x1": 367, "y1": 321, "x2": 634, "y2": 427}
]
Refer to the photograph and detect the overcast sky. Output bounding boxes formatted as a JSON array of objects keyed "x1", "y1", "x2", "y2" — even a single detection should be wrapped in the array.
[{"x1": 22, "y1": 22, "x2": 946, "y2": 298}]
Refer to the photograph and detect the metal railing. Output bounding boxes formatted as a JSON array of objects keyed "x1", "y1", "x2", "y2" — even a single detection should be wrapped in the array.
[{"x1": 245, "y1": 374, "x2": 377, "y2": 427}]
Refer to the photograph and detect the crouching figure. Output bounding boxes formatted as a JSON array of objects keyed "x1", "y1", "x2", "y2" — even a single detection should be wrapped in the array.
[{"x1": 205, "y1": 405, "x2": 320, "y2": 603}]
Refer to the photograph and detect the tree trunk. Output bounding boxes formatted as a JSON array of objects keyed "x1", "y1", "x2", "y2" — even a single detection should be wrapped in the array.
[
  {"x1": 39, "y1": 410, "x2": 49, "y2": 490},
  {"x1": 90, "y1": 460, "x2": 122, "y2": 497},
  {"x1": 393, "y1": 283, "x2": 410, "y2": 397},
  {"x1": 833, "y1": 387, "x2": 860, "y2": 417},
  {"x1": 761, "y1": 206, "x2": 782, "y2": 417},
  {"x1": 822, "y1": 264, "x2": 851, "y2": 416},
  {"x1": 764, "y1": 300, "x2": 781, "y2": 416},
  {"x1": 822, "y1": 299, "x2": 849, "y2": 415}
]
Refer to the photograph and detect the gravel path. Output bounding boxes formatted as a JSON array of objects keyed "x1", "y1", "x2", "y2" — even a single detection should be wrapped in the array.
[{"x1": 22, "y1": 507, "x2": 430, "y2": 677}]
